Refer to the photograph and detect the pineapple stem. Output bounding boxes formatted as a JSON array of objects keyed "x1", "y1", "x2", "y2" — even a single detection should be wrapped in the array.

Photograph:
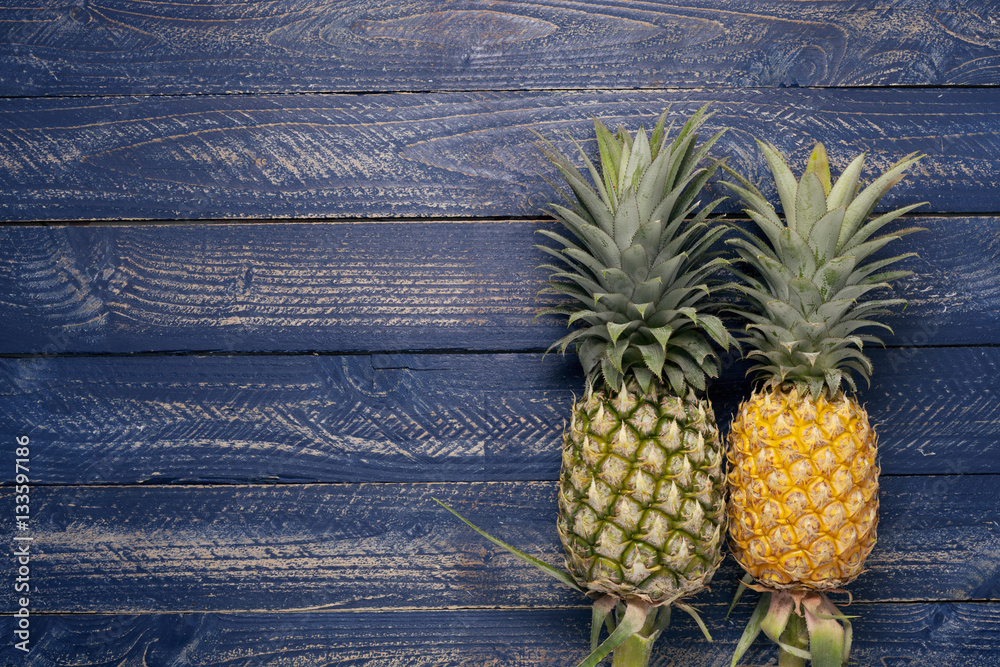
[
  {"x1": 777, "y1": 650, "x2": 807, "y2": 667},
  {"x1": 611, "y1": 631, "x2": 656, "y2": 667},
  {"x1": 777, "y1": 612, "x2": 809, "y2": 667},
  {"x1": 610, "y1": 606, "x2": 662, "y2": 667}
]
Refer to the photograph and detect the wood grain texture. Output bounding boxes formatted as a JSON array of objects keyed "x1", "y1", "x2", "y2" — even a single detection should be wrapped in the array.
[
  {"x1": 1, "y1": 0, "x2": 1000, "y2": 95},
  {"x1": 1, "y1": 215, "x2": 996, "y2": 353},
  {"x1": 0, "y1": 221, "x2": 553, "y2": 354},
  {"x1": 0, "y1": 89, "x2": 998, "y2": 221},
  {"x1": 0, "y1": 479, "x2": 996, "y2": 614},
  {"x1": 2, "y1": 348, "x2": 999, "y2": 485},
  {"x1": 0, "y1": 0, "x2": 997, "y2": 662},
  {"x1": 0, "y1": 353, "x2": 574, "y2": 485},
  {"x1": 1, "y1": 603, "x2": 998, "y2": 666}
]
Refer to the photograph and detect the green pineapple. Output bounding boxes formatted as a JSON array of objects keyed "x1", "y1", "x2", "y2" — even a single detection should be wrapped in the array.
[
  {"x1": 536, "y1": 104, "x2": 733, "y2": 663},
  {"x1": 438, "y1": 105, "x2": 734, "y2": 666}
]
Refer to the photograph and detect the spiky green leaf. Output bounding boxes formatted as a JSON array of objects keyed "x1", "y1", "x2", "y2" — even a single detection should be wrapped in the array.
[
  {"x1": 758, "y1": 140, "x2": 802, "y2": 231},
  {"x1": 731, "y1": 593, "x2": 771, "y2": 667},
  {"x1": 805, "y1": 142, "x2": 832, "y2": 196},
  {"x1": 827, "y1": 152, "x2": 866, "y2": 212},
  {"x1": 434, "y1": 499, "x2": 585, "y2": 594},
  {"x1": 839, "y1": 152, "x2": 923, "y2": 251},
  {"x1": 796, "y1": 171, "x2": 828, "y2": 237}
]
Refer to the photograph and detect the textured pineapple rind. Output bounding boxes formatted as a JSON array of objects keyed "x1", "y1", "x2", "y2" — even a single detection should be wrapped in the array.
[
  {"x1": 557, "y1": 381, "x2": 727, "y2": 604},
  {"x1": 726, "y1": 386, "x2": 879, "y2": 590}
]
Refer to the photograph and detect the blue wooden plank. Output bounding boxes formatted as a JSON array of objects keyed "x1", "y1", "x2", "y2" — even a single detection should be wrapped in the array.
[
  {"x1": 0, "y1": 353, "x2": 572, "y2": 485},
  {"x1": 1, "y1": 348, "x2": 997, "y2": 485},
  {"x1": 0, "y1": 216, "x2": 993, "y2": 354},
  {"x1": 1, "y1": 603, "x2": 997, "y2": 666},
  {"x1": 1, "y1": 478, "x2": 995, "y2": 614},
  {"x1": 0, "y1": 89, "x2": 995, "y2": 221},
  {"x1": 0, "y1": 221, "x2": 553, "y2": 354},
  {"x1": 0, "y1": 1, "x2": 998, "y2": 96}
]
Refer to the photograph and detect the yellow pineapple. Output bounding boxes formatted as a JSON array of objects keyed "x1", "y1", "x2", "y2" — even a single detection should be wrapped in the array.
[
  {"x1": 728, "y1": 387, "x2": 879, "y2": 591},
  {"x1": 723, "y1": 142, "x2": 925, "y2": 666}
]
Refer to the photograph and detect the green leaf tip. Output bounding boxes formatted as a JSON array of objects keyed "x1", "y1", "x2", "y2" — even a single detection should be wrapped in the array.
[
  {"x1": 805, "y1": 142, "x2": 831, "y2": 196},
  {"x1": 677, "y1": 603, "x2": 713, "y2": 642},
  {"x1": 727, "y1": 572, "x2": 755, "y2": 618},
  {"x1": 731, "y1": 592, "x2": 770, "y2": 667},
  {"x1": 590, "y1": 595, "x2": 618, "y2": 652},
  {"x1": 432, "y1": 497, "x2": 586, "y2": 594}
]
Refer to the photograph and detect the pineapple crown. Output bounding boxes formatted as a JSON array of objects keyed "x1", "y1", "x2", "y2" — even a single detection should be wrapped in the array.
[
  {"x1": 722, "y1": 140, "x2": 927, "y2": 398},
  {"x1": 534, "y1": 104, "x2": 733, "y2": 396}
]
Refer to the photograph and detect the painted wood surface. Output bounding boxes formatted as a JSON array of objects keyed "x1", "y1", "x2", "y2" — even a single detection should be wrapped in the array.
[
  {"x1": 2, "y1": 348, "x2": 998, "y2": 485},
  {"x1": 2, "y1": 0, "x2": 999, "y2": 663},
  {"x1": 0, "y1": 478, "x2": 996, "y2": 615},
  {"x1": 2, "y1": 0, "x2": 1000, "y2": 95},
  {"x1": 1, "y1": 215, "x2": 996, "y2": 354},
  {"x1": 1, "y1": 603, "x2": 998, "y2": 666},
  {"x1": 1, "y1": 89, "x2": 998, "y2": 221}
]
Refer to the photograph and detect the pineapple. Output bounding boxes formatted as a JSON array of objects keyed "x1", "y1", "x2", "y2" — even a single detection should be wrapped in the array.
[
  {"x1": 534, "y1": 104, "x2": 734, "y2": 664},
  {"x1": 723, "y1": 141, "x2": 925, "y2": 666},
  {"x1": 436, "y1": 105, "x2": 734, "y2": 667}
]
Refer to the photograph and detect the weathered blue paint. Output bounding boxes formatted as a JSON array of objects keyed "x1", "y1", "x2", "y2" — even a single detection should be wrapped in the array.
[
  {"x1": 0, "y1": 478, "x2": 995, "y2": 614},
  {"x1": 0, "y1": 89, "x2": 996, "y2": 221},
  {"x1": 0, "y1": 349, "x2": 998, "y2": 485},
  {"x1": 0, "y1": 217, "x2": 994, "y2": 354},
  {"x1": 1, "y1": 604, "x2": 997, "y2": 666},
  {"x1": 0, "y1": 1, "x2": 998, "y2": 95},
  {"x1": 0, "y1": 1, "x2": 998, "y2": 663}
]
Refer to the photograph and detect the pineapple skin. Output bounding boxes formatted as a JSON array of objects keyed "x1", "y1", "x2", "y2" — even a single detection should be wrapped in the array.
[
  {"x1": 726, "y1": 386, "x2": 879, "y2": 590},
  {"x1": 557, "y1": 381, "x2": 727, "y2": 603}
]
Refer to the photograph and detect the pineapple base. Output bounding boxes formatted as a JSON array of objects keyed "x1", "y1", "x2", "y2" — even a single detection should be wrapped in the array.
[
  {"x1": 726, "y1": 386, "x2": 879, "y2": 590},
  {"x1": 557, "y1": 381, "x2": 726, "y2": 603}
]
